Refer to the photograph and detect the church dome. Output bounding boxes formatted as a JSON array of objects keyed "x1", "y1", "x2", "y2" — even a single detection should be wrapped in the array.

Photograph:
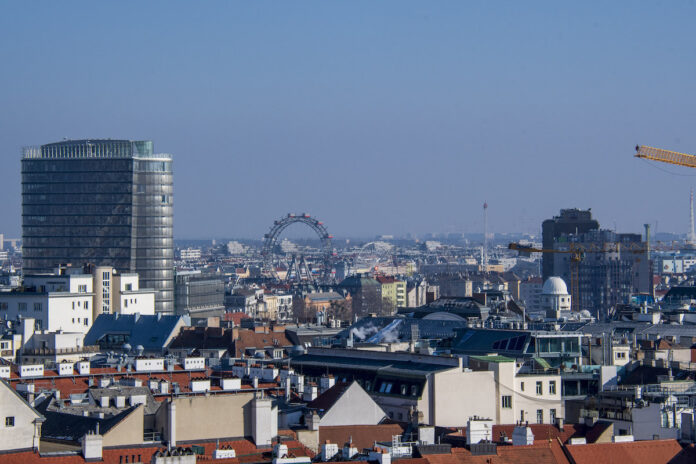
[{"x1": 542, "y1": 277, "x2": 569, "y2": 295}]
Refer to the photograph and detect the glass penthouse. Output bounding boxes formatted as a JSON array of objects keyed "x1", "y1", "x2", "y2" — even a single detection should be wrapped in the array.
[{"x1": 22, "y1": 139, "x2": 174, "y2": 313}]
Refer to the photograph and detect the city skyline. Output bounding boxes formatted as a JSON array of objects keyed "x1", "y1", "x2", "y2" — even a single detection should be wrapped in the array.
[{"x1": 2, "y1": 2, "x2": 696, "y2": 240}]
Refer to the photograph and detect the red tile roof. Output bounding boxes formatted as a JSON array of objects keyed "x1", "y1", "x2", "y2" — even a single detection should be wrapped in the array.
[
  {"x1": 232, "y1": 330, "x2": 292, "y2": 357},
  {"x1": 564, "y1": 439, "x2": 686, "y2": 464},
  {"x1": 225, "y1": 312, "x2": 251, "y2": 324},
  {"x1": 445, "y1": 423, "x2": 586, "y2": 445},
  {"x1": 319, "y1": 423, "x2": 405, "y2": 451},
  {"x1": 424, "y1": 439, "x2": 570, "y2": 464},
  {"x1": 0, "y1": 438, "x2": 313, "y2": 464},
  {"x1": 375, "y1": 275, "x2": 398, "y2": 284}
]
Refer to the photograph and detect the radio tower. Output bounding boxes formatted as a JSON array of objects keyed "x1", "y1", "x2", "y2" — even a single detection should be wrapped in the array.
[
  {"x1": 483, "y1": 201, "x2": 488, "y2": 272},
  {"x1": 689, "y1": 188, "x2": 696, "y2": 245}
]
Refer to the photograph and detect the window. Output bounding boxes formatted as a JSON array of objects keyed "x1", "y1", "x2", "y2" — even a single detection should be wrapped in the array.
[
  {"x1": 520, "y1": 410, "x2": 525, "y2": 423},
  {"x1": 536, "y1": 381, "x2": 542, "y2": 395},
  {"x1": 550, "y1": 409, "x2": 557, "y2": 423},
  {"x1": 18, "y1": 303, "x2": 27, "y2": 312},
  {"x1": 502, "y1": 395, "x2": 512, "y2": 409},
  {"x1": 84, "y1": 318, "x2": 89, "y2": 326},
  {"x1": 85, "y1": 301, "x2": 89, "y2": 310},
  {"x1": 520, "y1": 382, "x2": 525, "y2": 391},
  {"x1": 549, "y1": 380, "x2": 556, "y2": 395},
  {"x1": 0, "y1": 302, "x2": 7, "y2": 310},
  {"x1": 34, "y1": 303, "x2": 42, "y2": 312},
  {"x1": 537, "y1": 409, "x2": 543, "y2": 424},
  {"x1": 5, "y1": 416, "x2": 14, "y2": 427},
  {"x1": 78, "y1": 284, "x2": 87, "y2": 293}
]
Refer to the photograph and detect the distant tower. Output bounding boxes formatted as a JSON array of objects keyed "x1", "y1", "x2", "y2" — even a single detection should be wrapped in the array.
[
  {"x1": 483, "y1": 201, "x2": 488, "y2": 272},
  {"x1": 689, "y1": 189, "x2": 696, "y2": 245}
]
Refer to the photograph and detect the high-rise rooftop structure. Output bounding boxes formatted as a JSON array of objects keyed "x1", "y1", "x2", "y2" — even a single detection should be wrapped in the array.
[
  {"x1": 551, "y1": 229, "x2": 651, "y2": 319},
  {"x1": 541, "y1": 208, "x2": 599, "y2": 280},
  {"x1": 21, "y1": 139, "x2": 174, "y2": 313}
]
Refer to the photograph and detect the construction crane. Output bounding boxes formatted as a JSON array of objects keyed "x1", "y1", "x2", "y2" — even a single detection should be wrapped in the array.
[
  {"x1": 508, "y1": 242, "x2": 649, "y2": 313},
  {"x1": 635, "y1": 145, "x2": 696, "y2": 169},
  {"x1": 509, "y1": 243, "x2": 586, "y2": 312}
]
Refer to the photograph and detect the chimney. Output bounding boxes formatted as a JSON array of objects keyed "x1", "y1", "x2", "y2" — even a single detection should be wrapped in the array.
[
  {"x1": 512, "y1": 425, "x2": 534, "y2": 446},
  {"x1": 252, "y1": 376, "x2": 259, "y2": 389},
  {"x1": 252, "y1": 397, "x2": 274, "y2": 447},
  {"x1": 556, "y1": 417, "x2": 564, "y2": 432},
  {"x1": 466, "y1": 417, "x2": 494, "y2": 445},
  {"x1": 167, "y1": 401, "x2": 176, "y2": 447},
  {"x1": 303, "y1": 384, "x2": 318, "y2": 402},
  {"x1": 319, "y1": 375, "x2": 335, "y2": 394},
  {"x1": 321, "y1": 441, "x2": 339, "y2": 461},
  {"x1": 285, "y1": 377, "x2": 291, "y2": 401},
  {"x1": 82, "y1": 429, "x2": 103, "y2": 461},
  {"x1": 306, "y1": 411, "x2": 320, "y2": 431},
  {"x1": 368, "y1": 447, "x2": 391, "y2": 464}
]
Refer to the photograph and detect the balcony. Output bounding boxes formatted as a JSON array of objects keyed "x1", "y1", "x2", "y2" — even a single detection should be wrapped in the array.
[{"x1": 20, "y1": 345, "x2": 100, "y2": 356}]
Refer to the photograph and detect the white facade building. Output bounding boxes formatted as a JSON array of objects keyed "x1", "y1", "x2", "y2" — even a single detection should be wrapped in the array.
[
  {"x1": 519, "y1": 277, "x2": 543, "y2": 314},
  {"x1": 0, "y1": 274, "x2": 93, "y2": 333},
  {"x1": 180, "y1": 248, "x2": 202, "y2": 261},
  {"x1": 0, "y1": 380, "x2": 44, "y2": 452},
  {"x1": 93, "y1": 267, "x2": 155, "y2": 320},
  {"x1": 0, "y1": 269, "x2": 155, "y2": 335}
]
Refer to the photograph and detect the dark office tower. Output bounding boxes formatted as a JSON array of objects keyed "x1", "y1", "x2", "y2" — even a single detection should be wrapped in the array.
[
  {"x1": 22, "y1": 140, "x2": 174, "y2": 313},
  {"x1": 541, "y1": 209, "x2": 599, "y2": 280}
]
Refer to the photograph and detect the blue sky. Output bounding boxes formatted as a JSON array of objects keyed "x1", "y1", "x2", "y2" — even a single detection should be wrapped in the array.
[{"x1": 1, "y1": 1, "x2": 696, "y2": 239}]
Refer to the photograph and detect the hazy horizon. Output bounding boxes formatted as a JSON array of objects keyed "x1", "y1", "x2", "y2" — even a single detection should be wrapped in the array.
[{"x1": 2, "y1": 1, "x2": 696, "y2": 240}]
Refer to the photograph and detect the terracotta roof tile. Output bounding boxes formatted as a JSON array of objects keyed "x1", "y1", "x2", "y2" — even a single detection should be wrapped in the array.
[
  {"x1": 564, "y1": 439, "x2": 685, "y2": 464},
  {"x1": 319, "y1": 424, "x2": 405, "y2": 451}
]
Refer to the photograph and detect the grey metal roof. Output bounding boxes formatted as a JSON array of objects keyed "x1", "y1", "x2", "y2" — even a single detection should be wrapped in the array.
[
  {"x1": 576, "y1": 321, "x2": 696, "y2": 338},
  {"x1": 84, "y1": 313, "x2": 189, "y2": 351},
  {"x1": 35, "y1": 397, "x2": 140, "y2": 442},
  {"x1": 451, "y1": 328, "x2": 531, "y2": 356},
  {"x1": 290, "y1": 353, "x2": 456, "y2": 376},
  {"x1": 345, "y1": 316, "x2": 469, "y2": 342}
]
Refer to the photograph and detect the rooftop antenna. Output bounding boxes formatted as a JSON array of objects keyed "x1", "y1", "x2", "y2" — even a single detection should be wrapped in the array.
[
  {"x1": 483, "y1": 201, "x2": 488, "y2": 273},
  {"x1": 689, "y1": 188, "x2": 696, "y2": 244}
]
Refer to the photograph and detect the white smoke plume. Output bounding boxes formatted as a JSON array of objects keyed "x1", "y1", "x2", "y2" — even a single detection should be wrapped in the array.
[{"x1": 351, "y1": 322, "x2": 379, "y2": 341}]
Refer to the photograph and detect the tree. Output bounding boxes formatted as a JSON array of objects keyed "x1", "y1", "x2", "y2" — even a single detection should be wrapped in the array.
[
  {"x1": 292, "y1": 297, "x2": 313, "y2": 323},
  {"x1": 327, "y1": 299, "x2": 353, "y2": 323}
]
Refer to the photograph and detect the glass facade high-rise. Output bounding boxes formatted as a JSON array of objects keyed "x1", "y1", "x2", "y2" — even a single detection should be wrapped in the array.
[{"x1": 22, "y1": 139, "x2": 174, "y2": 313}]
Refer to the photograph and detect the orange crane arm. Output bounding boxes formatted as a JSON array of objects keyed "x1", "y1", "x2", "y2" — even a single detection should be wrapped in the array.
[
  {"x1": 635, "y1": 145, "x2": 696, "y2": 169},
  {"x1": 508, "y1": 243, "x2": 571, "y2": 254}
]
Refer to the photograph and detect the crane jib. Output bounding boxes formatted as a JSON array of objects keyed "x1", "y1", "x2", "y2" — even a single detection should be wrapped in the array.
[{"x1": 635, "y1": 145, "x2": 696, "y2": 169}]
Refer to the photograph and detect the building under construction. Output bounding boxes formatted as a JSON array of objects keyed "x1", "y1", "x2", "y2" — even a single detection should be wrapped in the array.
[
  {"x1": 552, "y1": 229, "x2": 652, "y2": 320},
  {"x1": 541, "y1": 209, "x2": 599, "y2": 281}
]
